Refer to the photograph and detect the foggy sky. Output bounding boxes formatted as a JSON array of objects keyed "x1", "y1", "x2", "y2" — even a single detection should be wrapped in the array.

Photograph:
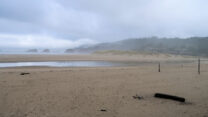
[{"x1": 0, "y1": 0, "x2": 208, "y2": 48}]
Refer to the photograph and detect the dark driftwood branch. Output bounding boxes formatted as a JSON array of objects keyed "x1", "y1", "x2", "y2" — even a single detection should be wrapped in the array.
[
  {"x1": 100, "y1": 109, "x2": 107, "y2": 112},
  {"x1": 20, "y1": 72, "x2": 30, "y2": 75},
  {"x1": 154, "y1": 93, "x2": 185, "y2": 102}
]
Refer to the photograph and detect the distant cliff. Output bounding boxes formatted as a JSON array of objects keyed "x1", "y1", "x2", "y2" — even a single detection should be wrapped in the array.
[{"x1": 65, "y1": 37, "x2": 208, "y2": 56}]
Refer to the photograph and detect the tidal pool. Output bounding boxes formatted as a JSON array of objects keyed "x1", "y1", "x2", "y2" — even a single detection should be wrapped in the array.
[
  {"x1": 0, "y1": 61, "x2": 123, "y2": 68},
  {"x1": 0, "y1": 60, "x2": 195, "y2": 68}
]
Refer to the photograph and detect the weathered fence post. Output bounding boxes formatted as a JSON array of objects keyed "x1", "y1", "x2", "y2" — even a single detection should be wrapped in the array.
[
  {"x1": 198, "y1": 58, "x2": 200, "y2": 75},
  {"x1": 158, "y1": 62, "x2": 160, "y2": 72}
]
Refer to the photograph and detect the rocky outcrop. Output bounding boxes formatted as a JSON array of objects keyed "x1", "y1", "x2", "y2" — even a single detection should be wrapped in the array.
[
  {"x1": 27, "y1": 49, "x2": 38, "y2": 53},
  {"x1": 43, "y1": 49, "x2": 50, "y2": 53}
]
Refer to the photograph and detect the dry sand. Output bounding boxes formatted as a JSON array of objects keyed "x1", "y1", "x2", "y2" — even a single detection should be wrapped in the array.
[{"x1": 0, "y1": 54, "x2": 208, "y2": 117}]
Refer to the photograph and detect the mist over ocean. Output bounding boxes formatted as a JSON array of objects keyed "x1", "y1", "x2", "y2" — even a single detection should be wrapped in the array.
[{"x1": 0, "y1": 49, "x2": 67, "y2": 55}]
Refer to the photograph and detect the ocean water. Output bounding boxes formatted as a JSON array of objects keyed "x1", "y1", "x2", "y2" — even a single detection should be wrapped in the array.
[
  {"x1": 0, "y1": 49, "x2": 68, "y2": 55},
  {"x1": 0, "y1": 51, "x2": 66, "y2": 55}
]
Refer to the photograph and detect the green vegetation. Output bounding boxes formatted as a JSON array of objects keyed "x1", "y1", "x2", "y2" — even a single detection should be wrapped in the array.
[
  {"x1": 94, "y1": 50, "x2": 156, "y2": 55},
  {"x1": 66, "y1": 37, "x2": 208, "y2": 57}
]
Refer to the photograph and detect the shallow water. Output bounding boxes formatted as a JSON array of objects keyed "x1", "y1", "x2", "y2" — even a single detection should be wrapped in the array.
[
  {"x1": 0, "y1": 60, "x2": 196, "y2": 68},
  {"x1": 0, "y1": 61, "x2": 122, "y2": 68}
]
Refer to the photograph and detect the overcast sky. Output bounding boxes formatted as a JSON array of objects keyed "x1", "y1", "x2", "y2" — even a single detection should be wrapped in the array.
[{"x1": 0, "y1": 0, "x2": 208, "y2": 49}]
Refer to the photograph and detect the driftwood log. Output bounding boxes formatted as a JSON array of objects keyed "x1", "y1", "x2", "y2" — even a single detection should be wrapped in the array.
[
  {"x1": 154, "y1": 93, "x2": 185, "y2": 102},
  {"x1": 20, "y1": 72, "x2": 30, "y2": 75},
  {"x1": 100, "y1": 109, "x2": 107, "y2": 112}
]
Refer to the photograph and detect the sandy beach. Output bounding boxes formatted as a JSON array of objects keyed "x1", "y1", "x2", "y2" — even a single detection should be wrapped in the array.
[{"x1": 0, "y1": 54, "x2": 208, "y2": 117}]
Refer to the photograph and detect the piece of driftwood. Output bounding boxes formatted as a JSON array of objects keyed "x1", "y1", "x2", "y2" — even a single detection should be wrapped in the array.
[
  {"x1": 100, "y1": 109, "x2": 107, "y2": 112},
  {"x1": 133, "y1": 94, "x2": 144, "y2": 100},
  {"x1": 154, "y1": 93, "x2": 185, "y2": 102},
  {"x1": 20, "y1": 72, "x2": 30, "y2": 75}
]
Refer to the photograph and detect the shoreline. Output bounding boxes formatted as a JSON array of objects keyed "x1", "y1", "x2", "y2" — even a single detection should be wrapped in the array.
[{"x1": 0, "y1": 53, "x2": 198, "y2": 62}]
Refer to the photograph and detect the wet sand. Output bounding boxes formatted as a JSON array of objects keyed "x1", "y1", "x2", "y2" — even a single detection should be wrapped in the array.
[
  {"x1": 0, "y1": 54, "x2": 197, "y2": 62},
  {"x1": 0, "y1": 54, "x2": 208, "y2": 117}
]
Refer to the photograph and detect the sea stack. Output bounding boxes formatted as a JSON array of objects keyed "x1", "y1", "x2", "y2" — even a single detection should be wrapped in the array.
[
  {"x1": 43, "y1": 49, "x2": 50, "y2": 53},
  {"x1": 27, "y1": 49, "x2": 38, "y2": 53}
]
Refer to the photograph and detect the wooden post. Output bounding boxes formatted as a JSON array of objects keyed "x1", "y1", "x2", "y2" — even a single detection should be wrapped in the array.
[
  {"x1": 198, "y1": 58, "x2": 200, "y2": 75},
  {"x1": 158, "y1": 62, "x2": 160, "y2": 72}
]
